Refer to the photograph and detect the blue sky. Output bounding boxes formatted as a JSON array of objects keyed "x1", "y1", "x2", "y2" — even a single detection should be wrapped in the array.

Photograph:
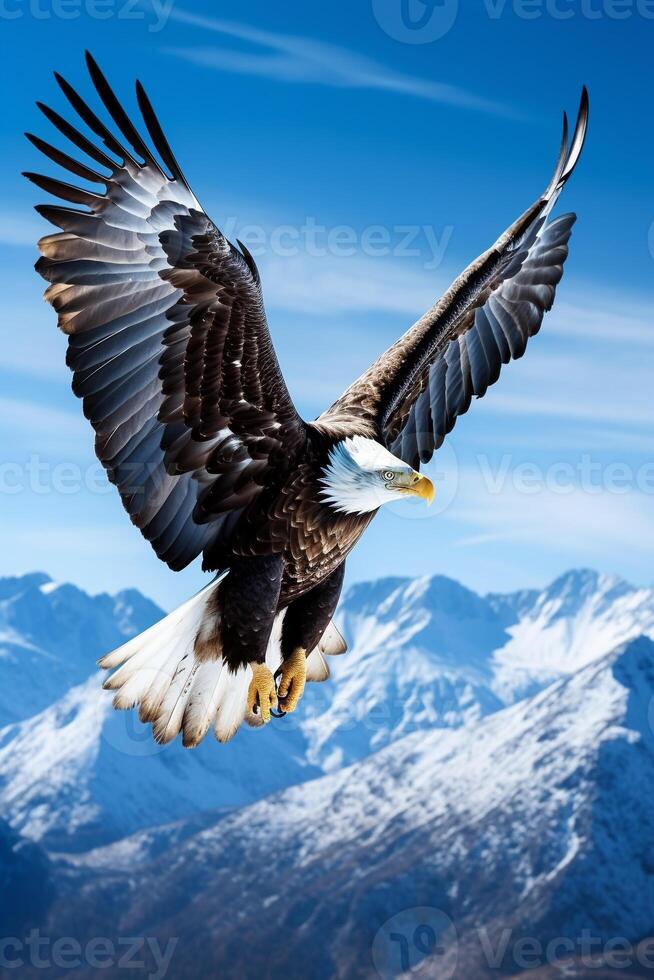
[{"x1": 0, "y1": 0, "x2": 652, "y2": 609}]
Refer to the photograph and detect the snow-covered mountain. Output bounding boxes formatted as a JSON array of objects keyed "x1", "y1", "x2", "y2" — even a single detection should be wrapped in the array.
[
  {"x1": 0, "y1": 817, "x2": 53, "y2": 937},
  {"x1": 309, "y1": 568, "x2": 654, "y2": 769},
  {"x1": 488, "y1": 568, "x2": 654, "y2": 702},
  {"x1": 0, "y1": 572, "x2": 162, "y2": 724},
  {"x1": 1, "y1": 568, "x2": 653, "y2": 852},
  {"x1": 0, "y1": 673, "x2": 321, "y2": 851},
  {"x1": 303, "y1": 574, "x2": 508, "y2": 770},
  {"x1": 0, "y1": 574, "x2": 312, "y2": 848},
  {"x1": 28, "y1": 636, "x2": 654, "y2": 980}
]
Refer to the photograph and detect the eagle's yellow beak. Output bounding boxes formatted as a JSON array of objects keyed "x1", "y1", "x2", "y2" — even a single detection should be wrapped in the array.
[{"x1": 412, "y1": 473, "x2": 434, "y2": 505}]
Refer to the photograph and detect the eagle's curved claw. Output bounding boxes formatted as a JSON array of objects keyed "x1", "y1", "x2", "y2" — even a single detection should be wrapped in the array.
[
  {"x1": 271, "y1": 668, "x2": 287, "y2": 718},
  {"x1": 247, "y1": 663, "x2": 278, "y2": 723},
  {"x1": 277, "y1": 647, "x2": 307, "y2": 714}
]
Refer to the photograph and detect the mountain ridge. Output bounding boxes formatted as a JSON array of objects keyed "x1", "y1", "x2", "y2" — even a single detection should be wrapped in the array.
[
  {"x1": 21, "y1": 635, "x2": 654, "y2": 979},
  {"x1": 1, "y1": 567, "x2": 653, "y2": 854}
]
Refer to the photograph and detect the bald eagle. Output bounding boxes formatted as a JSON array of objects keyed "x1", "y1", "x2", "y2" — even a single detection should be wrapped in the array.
[{"x1": 26, "y1": 54, "x2": 588, "y2": 745}]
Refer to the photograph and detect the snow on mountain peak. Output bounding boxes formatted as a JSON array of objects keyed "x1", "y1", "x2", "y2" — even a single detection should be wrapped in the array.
[
  {"x1": 1, "y1": 568, "x2": 652, "y2": 853},
  {"x1": 2, "y1": 568, "x2": 654, "y2": 979},
  {"x1": 0, "y1": 572, "x2": 51, "y2": 600},
  {"x1": 0, "y1": 574, "x2": 164, "y2": 725},
  {"x1": 0, "y1": 671, "x2": 319, "y2": 851},
  {"x1": 490, "y1": 569, "x2": 654, "y2": 704},
  {"x1": 44, "y1": 636, "x2": 654, "y2": 979}
]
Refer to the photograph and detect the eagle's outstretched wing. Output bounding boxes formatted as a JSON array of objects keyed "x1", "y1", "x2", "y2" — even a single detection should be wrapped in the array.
[
  {"x1": 26, "y1": 53, "x2": 306, "y2": 571},
  {"x1": 326, "y1": 89, "x2": 588, "y2": 469}
]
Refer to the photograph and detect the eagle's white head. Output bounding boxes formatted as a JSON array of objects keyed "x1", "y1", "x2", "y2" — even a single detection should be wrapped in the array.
[{"x1": 319, "y1": 435, "x2": 434, "y2": 515}]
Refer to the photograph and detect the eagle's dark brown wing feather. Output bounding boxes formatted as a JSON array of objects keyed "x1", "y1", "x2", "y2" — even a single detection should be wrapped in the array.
[
  {"x1": 387, "y1": 211, "x2": 576, "y2": 466},
  {"x1": 26, "y1": 52, "x2": 306, "y2": 571},
  {"x1": 324, "y1": 89, "x2": 588, "y2": 469}
]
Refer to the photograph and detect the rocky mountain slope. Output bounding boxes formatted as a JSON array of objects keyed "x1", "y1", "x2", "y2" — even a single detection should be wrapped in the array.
[
  {"x1": 1, "y1": 569, "x2": 653, "y2": 852},
  {"x1": 0, "y1": 572, "x2": 162, "y2": 724},
  {"x1": 308, "y1": 568, "x2": 654, "y2": 769},
  {"x1": 25, "y1": 636, "x2": 654, "y2": 979}
]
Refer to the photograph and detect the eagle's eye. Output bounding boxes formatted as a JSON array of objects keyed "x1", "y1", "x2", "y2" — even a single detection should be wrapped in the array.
[{"x1": 382, "y1": 470, "x2": 395, "y2": 482}]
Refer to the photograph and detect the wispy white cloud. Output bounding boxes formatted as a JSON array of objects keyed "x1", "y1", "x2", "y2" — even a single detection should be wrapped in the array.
[
  {"x1": 476, "y1": 337, "x2": 652, "y2": 430},
  {"x1": 462, "y1": 422, "x2": 654, "y2": 455},
  {"x1": 0, "y1": 319, "x2": 67, "y2": 380},
  {"x1": 450, "y1": 474, "x2": 654, "y2": 559},
  {"x1": 0, "y1": 397, "x2": 84, "y2": 439},
  {"x1": 165, "y1": 8, "x2": 518, "y2": 119},
  {"x1": 0, "y1": 212, "x2": 46, "y2": 248},
  {"x1": 453, "y1": 530, "x2": 507, "y2": 549},
  {"x1": 484, "y1": 390, "x2": 652, "y2": 429},
  {"x1": 0, "y1": 396, "x2": 94, "y2": 463},
  {"x1": 258, "y1": 253, "x2": 652, "y2": 433},
  {"x1": 548, "y1": 294, "x2": 654, "y2": 347},
  {"x1": 260, "y1": 252, "x2": 444, "y2": 317},
  {"x1": 0, "y1": 513, "x2": 206, "y2": 610}
]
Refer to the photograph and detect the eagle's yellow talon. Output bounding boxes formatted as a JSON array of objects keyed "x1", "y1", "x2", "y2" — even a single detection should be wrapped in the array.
[
  {"x1": 278, "y1": 647, "x2": 307, "y2": 713},
  {"x1": 247, "y1": 663, "x2": 277, "y2": 723}
]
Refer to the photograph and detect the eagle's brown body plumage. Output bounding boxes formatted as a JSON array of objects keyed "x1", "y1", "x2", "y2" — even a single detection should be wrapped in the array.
[{"x1": 219, "y1": 426, "x2": 374, "y2": 597}]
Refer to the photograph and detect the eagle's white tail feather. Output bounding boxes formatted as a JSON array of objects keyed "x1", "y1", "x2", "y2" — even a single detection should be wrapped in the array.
[
  {"x1": 265, "y1": 610, "x2": 285, "y2": 673},
  {"x1": 214, "y1": 668, "x2": 250, "y2": 743},
  {"x1": 101, "y1": 575, "x2": 347, "y2": 747},
  {"x1": 103, "y1": 627, "x2": 185, "y2": 693},
  {"x1": 98, "y1": 584, "x2": 213, "y2": 670},
  {"x1": 318, "y1": 620, "x2": 347, "y2": 656},
  {"x1": 306, "y1": 648, "x2": 329, "y2": 682},
  {"x1": 111, "y1": 625, "x2": 196, "y2": 712},
  {"x1": 136, "y1": 646, "x2": 186, "y2": 719},
  {"x1": 181, "y1": 661, "x2": 229, "y2": 747},
  {"x1": 153, "y1": 655, "x2": 200, "y2": 744},
  {"x1": 101, "y1": 577, "x2": 253, "y2": 745},
  {"x1": 111, "y1": 662, "x2": 166, "y2": 710}
]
